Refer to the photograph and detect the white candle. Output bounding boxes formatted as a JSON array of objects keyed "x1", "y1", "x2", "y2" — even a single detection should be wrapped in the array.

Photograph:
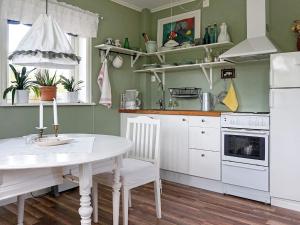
[
  {"x1": 39, "y1": 102, "x2": 43, "y2": 128},
  {"x1": 53, "y1": 98, "x2": 58, "y2": 125}
]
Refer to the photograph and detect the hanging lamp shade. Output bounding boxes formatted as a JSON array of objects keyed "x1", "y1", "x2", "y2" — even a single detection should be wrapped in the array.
[{"x1": 8, "y1": 14, "x2": 80, "y2": 69}]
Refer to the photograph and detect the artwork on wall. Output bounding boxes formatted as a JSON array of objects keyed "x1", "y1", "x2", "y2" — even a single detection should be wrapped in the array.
[{"x1": 157, "y1": 10, "x2": 201, "y2": 48}]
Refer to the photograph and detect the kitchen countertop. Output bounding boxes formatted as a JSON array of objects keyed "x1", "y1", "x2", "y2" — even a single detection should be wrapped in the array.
[{"x1": 119, "y1": 109, "x2": 222, "y2": 117}]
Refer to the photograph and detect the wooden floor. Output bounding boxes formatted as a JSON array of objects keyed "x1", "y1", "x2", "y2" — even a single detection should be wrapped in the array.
[{"x1": 1, "y1": 181, "x2": 300, "y2": 225}]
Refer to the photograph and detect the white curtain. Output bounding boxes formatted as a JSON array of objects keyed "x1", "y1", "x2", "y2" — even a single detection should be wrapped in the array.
[{"x1": 0, "y1": 0, "x2": 99, "y2": 38}]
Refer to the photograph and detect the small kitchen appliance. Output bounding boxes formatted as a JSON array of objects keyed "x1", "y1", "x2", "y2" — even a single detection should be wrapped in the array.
[
  {"x1": 221, "y1": 112, "x2": 270, "y2": 203},
  {"x1": 200, "y1": 92, "x2": 215, "y2": 111},
  {"x1": 124, "y1": 90, "x2": 141, "y2": 110}
]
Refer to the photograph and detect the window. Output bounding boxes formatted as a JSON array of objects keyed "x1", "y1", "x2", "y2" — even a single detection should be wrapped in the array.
[{"x1": 0, "y1": 21, "x2": 92, "y2": 105}]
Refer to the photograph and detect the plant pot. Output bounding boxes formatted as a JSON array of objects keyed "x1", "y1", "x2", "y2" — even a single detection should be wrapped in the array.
[
  {"x1": 40, "y1": 86, "x2": 57, "y2": 101},
  {"x1": 297, "y1": 35, "x2": 300, "y2": 51},
  {"x1": 16, "y1": 90, "x2": 29, "y2": 104},
  {"x1": 66, "y1": 91, "x2": 79, "y2": 103}
]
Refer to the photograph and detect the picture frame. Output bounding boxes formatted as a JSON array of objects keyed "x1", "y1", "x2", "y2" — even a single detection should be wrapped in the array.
[{"x1": 157, "y1": 10, "x2": 201, "y2": 48}]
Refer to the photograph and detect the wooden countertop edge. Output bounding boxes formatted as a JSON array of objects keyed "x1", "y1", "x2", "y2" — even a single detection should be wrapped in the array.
[{"x1": 119, "y1": 109, "x2": 222, "y2": 117}]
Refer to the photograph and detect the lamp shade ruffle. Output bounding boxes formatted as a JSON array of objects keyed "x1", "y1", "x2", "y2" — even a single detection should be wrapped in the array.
[{"x1": 8, "y1": 14, "x2": 80, "y2": 69}]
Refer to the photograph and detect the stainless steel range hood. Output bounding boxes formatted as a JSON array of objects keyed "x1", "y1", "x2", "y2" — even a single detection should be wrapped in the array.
[{"x1": 220, "y1": 0, "x2": 278, "y2": 63}]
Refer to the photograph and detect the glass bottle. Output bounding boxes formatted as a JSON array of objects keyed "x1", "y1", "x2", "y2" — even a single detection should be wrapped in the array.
[
  {"x1": 203, "y1": 26, "x2": 211, "y2": 44},
  {"x1": 209, "y1": 25, "x2": 215, "y2": 44},
  {"x1": 212, "y1": 23, "x2": 218, "y2": 43},
  {"x1": 123, "y1": 38, "x2": 130, "y2": 49}
]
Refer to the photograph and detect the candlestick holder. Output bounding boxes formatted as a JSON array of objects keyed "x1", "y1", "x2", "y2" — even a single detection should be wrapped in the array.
[
  {"x1": 53, "y1": 124, "x2": 60, "y2": 137},
  {"x1": 36, "y1": 127, "x2": 47, "y2": 139}
]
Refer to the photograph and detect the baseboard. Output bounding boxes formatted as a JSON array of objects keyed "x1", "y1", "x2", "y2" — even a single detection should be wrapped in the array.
[
  {"x1": 271, "y1": 197, "x2": 300, "y2": 212},
  {"x1": 160, "y1": 170, "x2": 224, "y2": 193}
]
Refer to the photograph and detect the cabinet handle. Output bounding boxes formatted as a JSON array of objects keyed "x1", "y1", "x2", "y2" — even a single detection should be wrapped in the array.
[
  {"x1": 201, "y1": 154, "x2": 205, "y2": 157},
  {"x1": 182, "y1": 118, "x2": 187, "y2": 122},
  {"x1": 201, "y1": 131, "x2": 205, "y2": 134},
  {"x1": 201, "y1": 119, "x2": 205, "y2": 123}
]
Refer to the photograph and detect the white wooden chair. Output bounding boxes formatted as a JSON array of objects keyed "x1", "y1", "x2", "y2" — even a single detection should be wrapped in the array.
[{"x1": 92, "y1": 116, "x2": 161, "y2": 225}]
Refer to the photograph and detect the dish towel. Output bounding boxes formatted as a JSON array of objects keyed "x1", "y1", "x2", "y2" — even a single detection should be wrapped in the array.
[
  {"x1": 97, "y1": 59, "x2": 112, "y2": 108},
  {"x1": 222, "y1": 80, "x2": 239, "y2": 112}
]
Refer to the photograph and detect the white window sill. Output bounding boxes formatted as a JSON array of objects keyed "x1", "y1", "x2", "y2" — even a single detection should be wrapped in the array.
[{"x1": 0, "y1": 102, "x2": 96, "y2": 107}]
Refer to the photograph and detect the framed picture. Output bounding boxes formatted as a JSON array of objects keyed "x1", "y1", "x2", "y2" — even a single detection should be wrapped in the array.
[{"x1": 157, "y1": 10, "x2": 201, "y2": 48}]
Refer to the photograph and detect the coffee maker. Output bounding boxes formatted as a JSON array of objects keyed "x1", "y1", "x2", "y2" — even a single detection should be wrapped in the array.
[{"x1": 121, "y1": 90, "x2": 142, "y2": 109}]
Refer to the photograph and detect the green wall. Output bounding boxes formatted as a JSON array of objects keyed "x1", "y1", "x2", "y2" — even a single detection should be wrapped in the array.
[
  {"x1": 0, "y1": 0, "x2": 144, "y2": 139},
  {"x1": 146, "y1": 0, "x2": 300, "y2": 112},
  {"x1": 0, "y1": 0, "x2": 299, "y2": 139}
]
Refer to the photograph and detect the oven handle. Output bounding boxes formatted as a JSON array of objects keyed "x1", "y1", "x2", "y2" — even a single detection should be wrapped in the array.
[
  {"x1": 221, "y1": 128, "x2": 269, "y2": 135},
  {"x1": 222, "y1": 161, "x2": 268, "y2": 171}
]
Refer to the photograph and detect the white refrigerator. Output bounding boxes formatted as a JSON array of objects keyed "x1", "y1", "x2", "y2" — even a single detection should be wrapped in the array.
[{"x1": 270, "y1": 52, "x2": 300, "y2": 209}]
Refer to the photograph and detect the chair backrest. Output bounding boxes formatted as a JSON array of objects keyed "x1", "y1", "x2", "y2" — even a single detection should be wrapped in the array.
[{"x1": 126, "y1": 116, "x2": 160, "y2": 164}]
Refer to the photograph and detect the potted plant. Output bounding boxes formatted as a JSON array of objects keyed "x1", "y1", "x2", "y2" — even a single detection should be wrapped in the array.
[
  {"x1": 3, "y1": 64, "x2": 36, "y2": 105},
  {"x1": 60, "y1": 75, "x2": 84, "y2": 103},
  {"x1": 34, "y1": 70, "x2": 60, "y2": 101}
]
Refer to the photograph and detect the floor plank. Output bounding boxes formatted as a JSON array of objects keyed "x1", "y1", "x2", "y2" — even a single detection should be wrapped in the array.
[{"x1": 0, "y1": 181, "x2": 300, "y2": 225}]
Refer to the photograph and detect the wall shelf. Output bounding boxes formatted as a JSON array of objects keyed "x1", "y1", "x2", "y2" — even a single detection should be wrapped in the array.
[
  {"x1": 134, "y1": 61, "x2": 234, "y2": 90},
  {"x1": 95, "y1": 42, "x2": 234, "y2": 66},
  {"x1": 95, "y1": 44, "x2": 147, "y2": 67},
  {"x1": 147, "y1": 42, "x2": 233, "y2": 57},
  {"x1": 95, "y1": 42, "x2": 235, "y2": 89}
]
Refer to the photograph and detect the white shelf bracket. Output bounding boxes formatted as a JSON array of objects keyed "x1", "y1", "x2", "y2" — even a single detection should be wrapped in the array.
[
  {"x1": 152, "y1": 71, "x2": 166, "y2": 90},
  {"x1": 155, "y1": 54, "x2": 166, "y2": 64},
  {"x1": 153, "y1": 71, "x2": 162, "y2": 84},
  {"x1": 131, "y1": 53, "x2": 142, "y2": 68},
  {"x1": 200, "y1": 66, "x2": 213, "y2": 90},
  {"x1": 100, "y1": 47, "x2": 112, "y2": 63}
]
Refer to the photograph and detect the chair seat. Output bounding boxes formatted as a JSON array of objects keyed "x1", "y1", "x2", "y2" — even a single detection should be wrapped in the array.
[
  {"x1": 121, "y1": 158, "x2": 157, "y2": 186},
  {"x1": 93, "y1": 158, "x2": 157, "y2": 187}
]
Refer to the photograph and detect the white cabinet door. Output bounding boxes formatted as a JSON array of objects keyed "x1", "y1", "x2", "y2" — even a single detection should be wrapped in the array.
[
  {"x1": 189, "y1": 127, "x2": 220, "y2": 151},
  {"x1": 158, "y1": 115, "x2": 189, "y2": 174},
  {"x1": 189, "y1": 149, "x2": 220, "y2": 180},
  {"x1": 270, "y1": 89, "x2": 300, "y2": 202},
  {"x1": 270, "y1": 52, "x2": 300, "y2": 88}
]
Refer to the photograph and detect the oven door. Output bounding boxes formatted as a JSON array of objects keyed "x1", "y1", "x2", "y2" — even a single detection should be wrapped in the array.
[{"x1": 222, "y1": 128, "x2": 269, "y2": 166}]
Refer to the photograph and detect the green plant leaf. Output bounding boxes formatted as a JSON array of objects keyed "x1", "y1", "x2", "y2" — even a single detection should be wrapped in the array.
[{"x1": 11, "y1": 88, "x2": 16, "y2": 105}]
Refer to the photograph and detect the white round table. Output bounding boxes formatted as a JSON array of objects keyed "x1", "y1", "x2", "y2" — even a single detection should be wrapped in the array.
[{"x1": 0, "y1": 134, "x2": 133, "y2": 225}]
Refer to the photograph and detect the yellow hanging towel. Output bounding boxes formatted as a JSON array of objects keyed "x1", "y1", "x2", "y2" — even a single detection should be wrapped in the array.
[{"x1": 222, "y1": 81, "x2": 239, "y2": 112}]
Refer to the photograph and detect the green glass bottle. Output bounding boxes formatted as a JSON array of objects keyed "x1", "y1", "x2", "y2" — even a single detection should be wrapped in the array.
[
  {"x1": 203, "y1": 26, "x2": 211, "y2": 44},
  {"x1": 123, "y1": 38, "x2": 130, "y2": 49}
]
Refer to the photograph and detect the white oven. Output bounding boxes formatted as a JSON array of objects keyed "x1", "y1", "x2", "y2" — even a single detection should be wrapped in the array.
[
  {"x1": 221, "y1": 113, "x2": 271, "y2": 202},
  {"x1": 222, "y1": 128, "x2": 269, "y2": 167}
]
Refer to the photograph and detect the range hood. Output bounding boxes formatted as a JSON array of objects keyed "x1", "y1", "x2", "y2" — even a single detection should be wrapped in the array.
[{"x1": 220, "y1": 0, "x2": 278, "y2": 63}]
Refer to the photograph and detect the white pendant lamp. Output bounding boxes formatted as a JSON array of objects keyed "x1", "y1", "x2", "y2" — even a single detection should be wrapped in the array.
[{"x1": 8, "y1": 0, "x2": 80, "y2": 69}]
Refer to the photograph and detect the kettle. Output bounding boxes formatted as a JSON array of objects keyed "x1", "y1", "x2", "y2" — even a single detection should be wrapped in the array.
[{"x1": 200, "y1": 92, "x2": 216, "y2": 111}]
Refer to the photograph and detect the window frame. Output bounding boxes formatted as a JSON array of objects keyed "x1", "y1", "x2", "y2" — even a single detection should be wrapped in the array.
[{"x1": 0, "y1": 20, "x2": 92, "y2": 105}]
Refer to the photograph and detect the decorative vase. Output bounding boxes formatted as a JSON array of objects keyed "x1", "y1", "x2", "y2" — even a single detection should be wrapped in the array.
[
  {"x1": 16, "y1": 90, "x2": 29, "y2": 104},
  {"x1": 66, "y1": 91, "x2": 79, "y2": 103},
  {"x1": 40, "y1": 86, "x2": 57, "y2": 101},
  {"x1": 218, "y1": 22, "x2": 231, "y2": 43},
  {"x1": 297, "y1": 35, "x2": 300, "y2": 51}
]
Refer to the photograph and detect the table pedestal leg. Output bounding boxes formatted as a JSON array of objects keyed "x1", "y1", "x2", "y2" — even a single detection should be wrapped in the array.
[
  {"x1": 112, "y1": 156, "x2": 122, "y2": 225},
  {"x1": 78, "y1": 163, "x2": 93, "y2": 225}
]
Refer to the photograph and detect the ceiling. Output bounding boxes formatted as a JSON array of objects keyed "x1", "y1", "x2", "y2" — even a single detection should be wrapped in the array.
[{"x1": 111, "y1": 0, "x2": 196, "y2": 12}]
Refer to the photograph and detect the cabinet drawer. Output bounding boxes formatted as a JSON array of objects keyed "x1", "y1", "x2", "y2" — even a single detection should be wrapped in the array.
[
  {"x1": 189, "y1": 127, "x2": 220, "y2": 151},
  {"x1": 188, "y1": 116, "x2": 220, "y2": 128},
  {"x1": 189, "y1": 149, "x2": 221, "y2": 180},
  {"x1": 222, "y1": 162, "x2": 269, "y2": 191}
]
